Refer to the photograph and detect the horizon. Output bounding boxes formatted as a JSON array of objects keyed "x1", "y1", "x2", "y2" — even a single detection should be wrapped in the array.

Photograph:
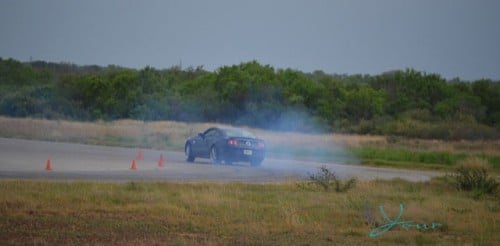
[{"x1": 6, "y1": 56, "x2": 498, "y2": 82}]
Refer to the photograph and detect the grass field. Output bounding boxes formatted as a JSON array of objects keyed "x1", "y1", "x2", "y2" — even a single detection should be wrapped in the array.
[
  {"x1": 0, "y1": 178, "x2": 498, "y2": 245},
  {"x1": 1, "y1": 117, "x2": 499, "y2": 244}
]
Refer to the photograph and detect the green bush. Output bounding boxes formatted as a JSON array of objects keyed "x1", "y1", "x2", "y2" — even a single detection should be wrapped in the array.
[
  {"x1": 452, "y1": 157, "x2": 498, "y2": 196},
  {"x1": 306, "y1": 166, "x2": 357, "y2": 192}
]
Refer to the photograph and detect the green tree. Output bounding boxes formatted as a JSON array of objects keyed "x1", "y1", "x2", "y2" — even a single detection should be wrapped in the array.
[
  {"x1": 344, "y1": 85, "x2": 385, "y2": 122},
  {"x1": 472, "y1": 79, "x2": 500, "y2": 126},
  {"x1": 371, "y1": 69, "x2": 448, "y2": 116}
]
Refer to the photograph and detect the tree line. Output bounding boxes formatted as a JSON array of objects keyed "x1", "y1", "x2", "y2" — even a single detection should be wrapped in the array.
[{"x1": 1, "y1": 57, "x2": 499, "y2": 140}]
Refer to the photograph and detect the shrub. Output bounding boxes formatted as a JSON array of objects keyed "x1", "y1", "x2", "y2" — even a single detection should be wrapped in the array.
[
  {"x1": 307, "y1": 166, "x2": 357, "y2": 192},
  {"x1": 452, "y1": 157, "x2": 498, "y2": 196}
]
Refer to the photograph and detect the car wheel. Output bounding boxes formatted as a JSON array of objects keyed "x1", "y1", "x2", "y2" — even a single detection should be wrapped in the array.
[
  {"x1": 185, "y1": 144, "x2": 195, "y2": 162},
  {"x1": 210, "y1": 146, "x2": 221, "y2": 164},
  {"x1": 250, "y1": 159, "x2": 262, "y2": 167}
]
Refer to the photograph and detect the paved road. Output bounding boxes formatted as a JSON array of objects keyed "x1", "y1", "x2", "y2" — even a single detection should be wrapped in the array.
[{"x1": 0, "y1": 138, "x2": 441, "y2": 182}]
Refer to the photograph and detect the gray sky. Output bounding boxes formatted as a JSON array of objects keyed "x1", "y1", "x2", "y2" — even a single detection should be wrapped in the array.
[{"x1": 1, "y1": 0, "x2": 499, "y2": 81}]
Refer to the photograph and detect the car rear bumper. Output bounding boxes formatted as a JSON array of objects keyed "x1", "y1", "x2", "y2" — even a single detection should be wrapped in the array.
[{"x1": 221, "y1": 146, "x2": 265, "y2": 162}]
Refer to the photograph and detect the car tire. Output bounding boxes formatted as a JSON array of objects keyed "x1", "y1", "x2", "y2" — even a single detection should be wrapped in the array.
[
  {"x1": 210, "y1": 146, "x2": 222, "y2": 164},
  {"x1": 185, "y1": 144, "x2": 195, "y2": 162}
]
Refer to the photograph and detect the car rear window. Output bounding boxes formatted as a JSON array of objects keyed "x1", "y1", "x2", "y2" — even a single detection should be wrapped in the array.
[{"x1": 223, "y1": 128, "x2": 256, "y2": 138}]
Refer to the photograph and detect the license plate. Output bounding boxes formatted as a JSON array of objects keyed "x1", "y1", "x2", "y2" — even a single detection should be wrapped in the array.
[{"x1": 243, "y1": 149, "x2": 253, "y2": 155}]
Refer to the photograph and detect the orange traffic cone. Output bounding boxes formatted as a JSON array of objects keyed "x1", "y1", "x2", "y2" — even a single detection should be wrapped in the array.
[
  {"x1": 45, "y1": 159, "x2": 52, "y2": 171},
  {"x1": 158, "y1": 154, "x2": 165, "y2": 167},
  {"x1": 137, "y1": 151, "x2": 143, "y2": 160},
  {"x1": 131, "y1": 160, "x2": 137, "y2": 170}
]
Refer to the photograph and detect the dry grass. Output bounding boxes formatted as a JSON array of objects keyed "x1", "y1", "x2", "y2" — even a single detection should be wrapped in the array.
[
  {"x1": 0, "y1": 179, "x2": 498, "y2": 245},
  {"x1": 4, "y1": 116, "x2": 498, "y2": 152},
  {"x1": 384, "y1": 136, "x2": 500, "y2": 156},
  {"x1": 0, "y1": 117, "x2": 202, "y2": 149}
]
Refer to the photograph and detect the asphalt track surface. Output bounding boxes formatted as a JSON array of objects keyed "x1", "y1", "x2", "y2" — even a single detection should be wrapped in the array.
[{"x1": 0, "y1": 138, "x2": 441, "y2": 183}]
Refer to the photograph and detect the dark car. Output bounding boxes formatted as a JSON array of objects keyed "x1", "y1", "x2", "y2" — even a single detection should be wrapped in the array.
[{"x1": 184, "y1": 127, "x2": 266, "y2": 166}]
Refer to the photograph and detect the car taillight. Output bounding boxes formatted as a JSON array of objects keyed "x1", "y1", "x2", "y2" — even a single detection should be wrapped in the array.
[
  {"x1": 256, "y1": 142, "x2": 265, "y2": 148},
  {"x1": 227, "y1": 139, "x2": 239, "y2": 146}
]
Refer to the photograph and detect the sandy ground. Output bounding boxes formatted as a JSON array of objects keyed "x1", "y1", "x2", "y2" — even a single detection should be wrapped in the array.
[{"x1": 0, "y1": 138, "x2": 441, "y2": 182}]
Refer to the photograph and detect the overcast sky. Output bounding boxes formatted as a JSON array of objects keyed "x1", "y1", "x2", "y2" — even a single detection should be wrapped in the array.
[{"x1": 1, "y1": 0, "x2": 499, "y2": 81}]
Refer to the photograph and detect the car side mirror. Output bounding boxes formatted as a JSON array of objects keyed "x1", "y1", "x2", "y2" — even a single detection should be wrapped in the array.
[{"x1": 198, "y1": 133, "x2": 204, "y2": 138}]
